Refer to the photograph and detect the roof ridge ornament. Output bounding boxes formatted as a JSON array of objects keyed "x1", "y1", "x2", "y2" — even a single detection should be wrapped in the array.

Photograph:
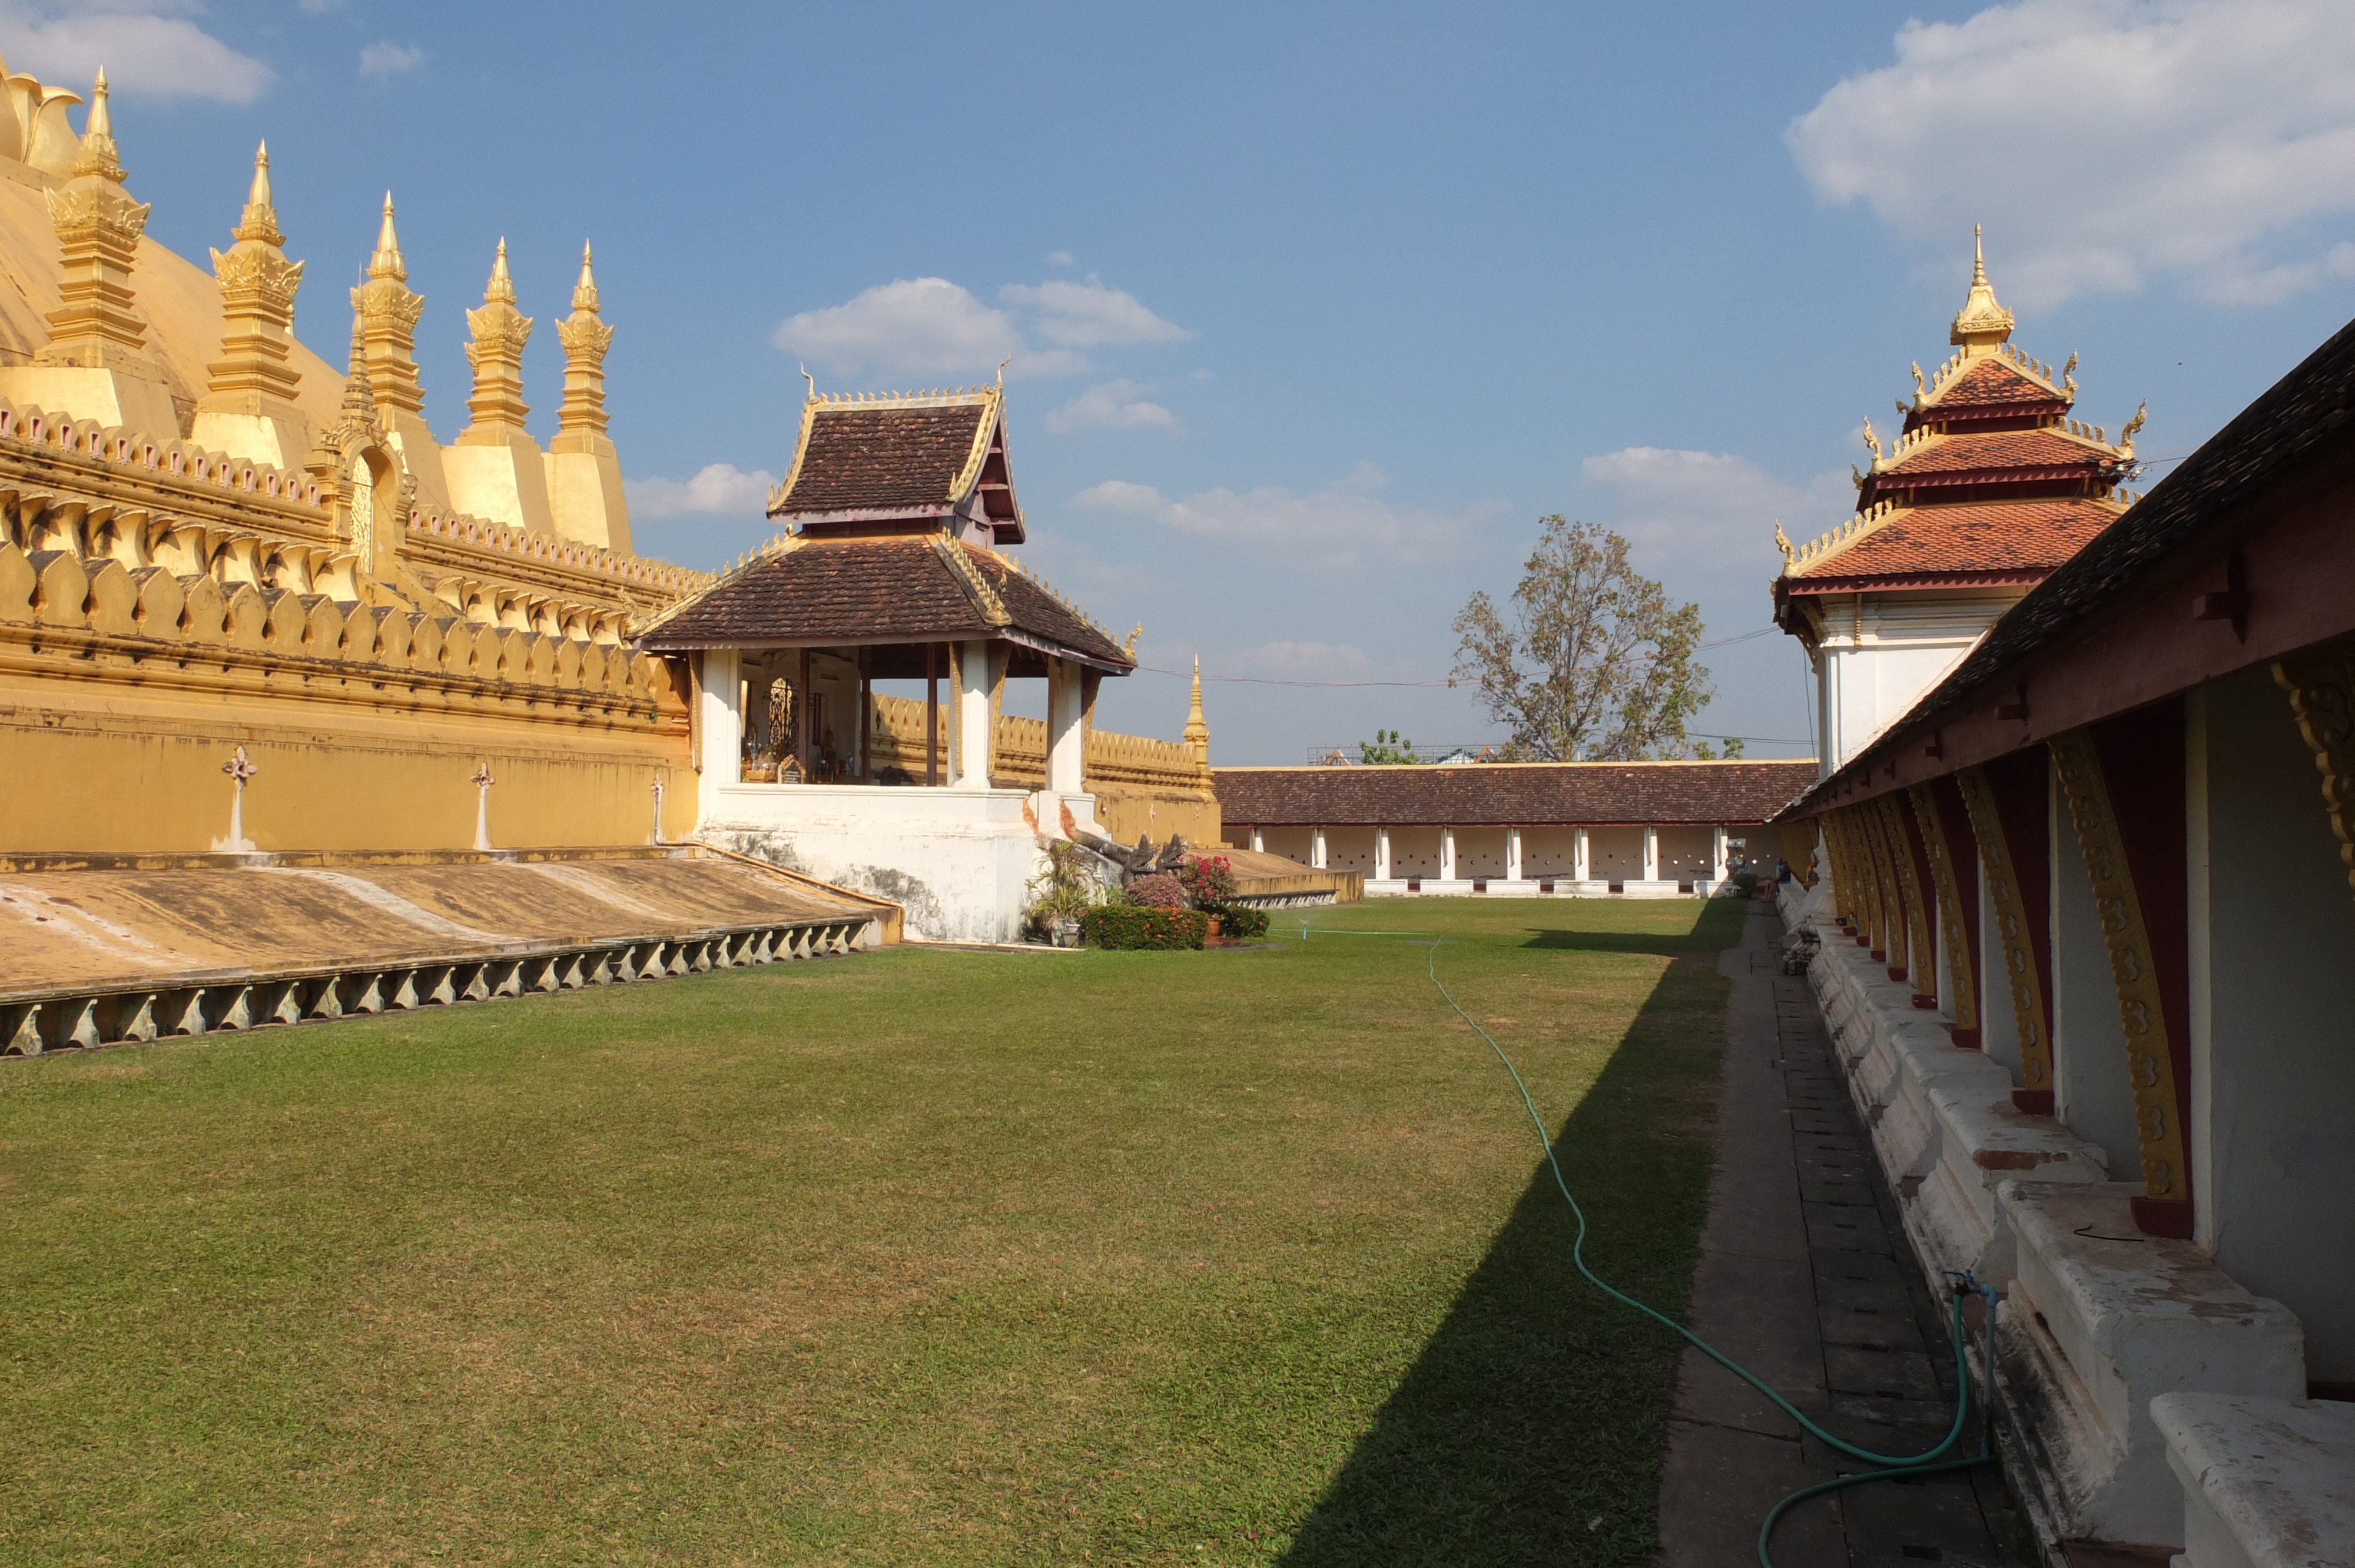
[
  {"x1": 2119, "y1": 400, "x2": 2147, "y2": 456},
  {"x1": 1950, "y1": 224, "x2": 2016, "y2": 356},
  {"x1": 72, "y1": 66, "x2": 124, "y2": 183}
]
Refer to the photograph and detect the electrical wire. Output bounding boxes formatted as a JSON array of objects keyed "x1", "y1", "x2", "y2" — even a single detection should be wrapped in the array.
[{"x1": 1301, "y1": 922, "x2": 1996, "y2": 1562}]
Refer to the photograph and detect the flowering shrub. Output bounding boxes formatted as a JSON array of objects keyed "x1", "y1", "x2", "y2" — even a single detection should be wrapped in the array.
[
  {"x1": 1125, "y1": 873, "x2": 1189, "y2": 909},
  {"x1": 1175, "y1": 856, "x2": 1237, "y2": 908},
  {"x1": 1215, "y1": 905, "x2": 1271, "y2": 939},
  {"x1": 1081, "y1": 906, "x2": 1209, "y2": 950}
]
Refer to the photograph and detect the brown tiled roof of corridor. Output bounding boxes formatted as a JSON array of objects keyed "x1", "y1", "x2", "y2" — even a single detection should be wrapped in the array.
[
  {"x1": 1213, "y1": 760, "x2": 1819, "y2": 826},
  {"x1": 772, "y1": 403, "x2": 990, "y2": 516},
  {"x1": 1786, "y1": 497, "x2": 2121, "y2": 585}
]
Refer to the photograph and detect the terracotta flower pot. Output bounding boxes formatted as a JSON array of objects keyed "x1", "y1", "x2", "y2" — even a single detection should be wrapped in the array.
[{"x1": 1206, "y1": 916, "x2": 1222, "y2": 939}]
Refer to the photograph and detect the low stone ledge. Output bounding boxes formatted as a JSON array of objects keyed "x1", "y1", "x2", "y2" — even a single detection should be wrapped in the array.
[
  {"x1": 2153, "y1": 1393, "x2": 2355, "y2": 1568},
  {"x1": 1995, "y1": 1181, "x2": 2306, "y2": 1553}
]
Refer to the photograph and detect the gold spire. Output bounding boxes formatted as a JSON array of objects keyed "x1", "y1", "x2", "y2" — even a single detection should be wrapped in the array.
[
  {"x1": 203, "y1": 139, "x2": 304, "y2": 414},
  {"x1": 72, "y1": 66, "x2": 123, "y2": 182},
  {"x1": 351, "y1": 192, "x2": 427, "y2": 417},
  {"x1": 38, "y1": 66, "x2": 153, "y2": 373},
  {"x1": 1183, "y1": 655, "x2": 1210, "y2": 768},
  {"x1": 555, "y1": 239, "x2": 615, "y2": 443},
  {"x1": 339, "y1": 315, "x2": 374, "y2": 427},
  {"x1": 1950, "y1": 224, "x2": 2016, "y2": 355},
  {"x1": 571, "y1": 240, "x2": 600, "y2": 313},
  {"x1": 459, "y1": 237, "x2": 533, "y2": 437},
  {"x1": 232, "y1": 141, "x2": 282, "y2": 246},
  {"x1": 369, "y1": 191, "x2": 405, "y2": 280}
]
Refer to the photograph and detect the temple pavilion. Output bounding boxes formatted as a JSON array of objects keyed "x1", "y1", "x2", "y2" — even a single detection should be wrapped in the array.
[
  {"x1": 636, "y1": 384, "x2": 1141, "y2": 941},
  {"x1": 1773, "y1": 228, "x2": 2147, "y2": 776}
]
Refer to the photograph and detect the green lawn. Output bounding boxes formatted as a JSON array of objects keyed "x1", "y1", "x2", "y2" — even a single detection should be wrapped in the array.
[{"x1": 0, "y1": 896, "x2": 1743, "y2": 1567}]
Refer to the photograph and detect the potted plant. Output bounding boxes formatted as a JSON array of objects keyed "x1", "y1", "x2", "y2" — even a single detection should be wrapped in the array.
[{"x1": 1025, "y1": 841, "x2": 1101, "y2": 945}]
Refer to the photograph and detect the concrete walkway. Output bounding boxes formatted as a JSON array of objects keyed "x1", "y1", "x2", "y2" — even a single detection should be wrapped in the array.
[{"x1": 1657, "y1": 900, "x2": 2025, "y2": 1567}]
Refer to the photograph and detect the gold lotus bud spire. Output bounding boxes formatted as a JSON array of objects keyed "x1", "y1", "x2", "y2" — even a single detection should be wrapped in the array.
[
  {"x1": 233, "y1": 140, "x2": 283, "y2": 246},
  {"x1": 1949, "y1": 223, "x2": 2016, "y2": 354},
  {"x1": 571, "y1": 240, "x2": 600, "y2": 314},
  {"x1": 485, "y1": 237, "x2": 515, "y2": 304},
  {"x1": 369, "y1": 191, "x2": 406, "y2": 281},
  {"x1": 1183, "y1": 655, "x2": 1210, "y2": 768},
  {"x1": 73, "y1": 66, "x2": 124, "y2": 183}
]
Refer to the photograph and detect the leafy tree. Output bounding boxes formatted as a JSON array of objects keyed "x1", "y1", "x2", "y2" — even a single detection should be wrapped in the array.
[
  {"x1": 1451, "y1": 516, "x2": 1713, "y2": 762},
  {"x1": 1358, "y1": 729, "x2": 1422, "y2": 765},
  {"x1": 1693, "y1": 737, "x2": 1749, "y2": 760}
]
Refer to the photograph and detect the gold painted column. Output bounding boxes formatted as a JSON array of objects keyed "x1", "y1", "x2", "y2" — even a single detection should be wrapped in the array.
[
  {"x1": 1908, "y1": 783, "x2": 1981, "y2": 1043},
  {"x1": 2050, "y1": 729, "x2": 2195, "y2": 1235}
]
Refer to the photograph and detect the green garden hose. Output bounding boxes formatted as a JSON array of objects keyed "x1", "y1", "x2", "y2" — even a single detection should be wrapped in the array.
[{"x1": 1309, "y1": 925, "x2": 1998, "y2": 1563}]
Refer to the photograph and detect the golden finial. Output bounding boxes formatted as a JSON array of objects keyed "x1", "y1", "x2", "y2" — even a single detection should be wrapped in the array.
[
  {"x1": 1183, "y1": 655, "x2": 1210, "y2": 765},
  {"x1": 233, "y1": 139, "x2": 283, "y2": 245},
  {"x1": 1861, "y1": 416, "x2": 1883, "y2": 466},
  {"x1": 1850, "y1": 464, "x2": 1865, "y2": 490},
  {"x1": 485, "y1": 237, "x2": 515, "y2": 305},
  {"x1": 1950, "y1": 223, "x2": 2016, "y2": 353},
  {"x1": 1910, "y1": 361, "x2": 1925, "y2": 397},
  {"x1": 2062, "y1": 351, "x2": 2079, "y2": 397},
  {"x1": 1123, "y1": 623, "x2": 1142, "y2": 657},
  {"x1": 1773, "y1": 521, "x2": 1793, "y2": 563},
  {"x1": 571, "y1": 240, "x2": 599, "y2": 314},
  {"x1": 72, "y1": 66, "x2": 125, "y2": 182},
  {"x1": 2119, "y1": 400, "x2": 2147, "y2": 454},
  {"x1": 369, "y1": 192, "x2": 406, "y2": 280}
]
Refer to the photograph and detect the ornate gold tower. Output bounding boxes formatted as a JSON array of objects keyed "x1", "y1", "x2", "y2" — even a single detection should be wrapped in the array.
[
  {"x1": 1183, "y1": 656, "x2": 1210, "y2": 769},
  {"x1": 0, "y1": 70, "x2": 181, "y2": 436},
  {"x1": 542, "y1": 241, "x2": 632, "y2": 553},
  {"x1": 190, "y1": 142, "x2": 310, "y2": 469},
  {"x1": 349, "y1": 193, "x2": 453, "y2": 511},
  {"x1": 443, "y1": 239, "x2": 559, "y2": 537}
]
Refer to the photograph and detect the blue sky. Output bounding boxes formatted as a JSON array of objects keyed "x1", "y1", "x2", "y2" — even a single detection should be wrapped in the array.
[{"x1": 22, "y1": 0, "x2": 2355, "y2": 762}]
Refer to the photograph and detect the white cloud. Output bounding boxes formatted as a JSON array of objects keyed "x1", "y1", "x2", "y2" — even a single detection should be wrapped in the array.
[
  {"x1": 625, "y1": 462, "x2": 780, "y2": 519},
  {"x1": 1217, "y1": 640, "x2": 1371, "y2": 680},
  {"x1": 1788, "y1": 0, "x2": 2355, "y2": 307},
  {"x1": 1000, "y1": 276, "x2": 1191, "y2": 348},
  {"x1": 0, "y1": 2, "x2": 268, "y2": 102},
  {"x1": 1073, "y1": 464, "x2": 1485, "y2": 569},
  {"x1": 357, "y1": 41, "x2": 422, "y2": 81},
  {"x1": 1047, "y1": 250, "x2": 1074, "y2": 267},
  {"x1": 777, "y1": 273, "x2": 1190, "y2": 383},
  {"x1": 1580, "y1": 447, "x2": 1850, "y2": 573},
  {"x1": 1043, "y1": 379, "x2": 1176, "y2": 434}
]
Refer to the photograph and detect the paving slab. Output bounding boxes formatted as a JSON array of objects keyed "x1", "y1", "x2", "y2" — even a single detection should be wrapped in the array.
[{"x1": 1657, "y1": 901, "x2": 2026, "y2": 1568}]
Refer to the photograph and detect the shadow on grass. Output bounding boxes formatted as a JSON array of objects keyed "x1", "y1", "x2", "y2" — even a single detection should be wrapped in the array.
[
  {"x1": 1277, "y1": 904, "x2": 1740, "y2": 1566},
  {"x1": 1520, "y1": 923, "x2": 1738, "y2": 957}
]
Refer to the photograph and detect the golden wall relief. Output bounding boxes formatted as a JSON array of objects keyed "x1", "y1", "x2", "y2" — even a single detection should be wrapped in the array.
[
  {"x1": 1876, "y1": 793, "x2": 1936, "y2": 995},
  {"x1": 1830, "y1": 806, "x2": 1877, "y2": 946},
  {"x1": 1907, "y1": 783, "x2": 1979, "y2": 1034},
  {"x1": 1955, "y1": 765, "x2": 2053, "y2": 1097},
  {"x1": 1821, "y1": 808, "x2": 1859, "y2": 931},
  {"x1": 2273, "y1": 637, "x2": 2355, "y2": 906},
  {"x1": 2048, "y1": 729, "x2": 2193, "y2": 1206}
]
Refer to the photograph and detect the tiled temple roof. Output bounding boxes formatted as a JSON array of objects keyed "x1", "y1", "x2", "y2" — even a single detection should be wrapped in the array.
[
  {"x1": 636, "y1": 535, "x2": 1132, "y2": 669},
  {"x1": 1926, "y1": 356, "x2": 2068, "y2": 413},
  {"x1": 1784, "y1": 497, "x2": 2120, "y2": 588},
  {"x1": 767, "y1": 387, "x2": 1023, "y2": 542},
  {"x1": 1213, "y1": 760, "x2": 1819, "y2": 826}
]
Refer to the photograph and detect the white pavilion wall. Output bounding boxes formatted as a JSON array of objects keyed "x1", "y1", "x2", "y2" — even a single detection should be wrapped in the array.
[
  {"x1": 1256, "y1": 825, "x2": 1314, "y2": 863},
  {"x1": 1389, "y1": 825, "x2": 1444, "y2": 878},
  {"x1": 1455, "y1": 826, "x2": 1508, "y2": 878},
  {"x1": 1655, "y1": 825, "x2": 1716, "y2": 883},
  {"x1": 2188, "y1": 668, "x2": 2355, "y2": 1382},
  {"x1": 1324, "y1": 826, "x2": 1379, "y2": 873},
  {"x1": 1588, "y1": 826, "x2": 1646, "y2": 882},
  {"x1": 1521, "y1": 826, "x2": 1579, "y2": 877}
]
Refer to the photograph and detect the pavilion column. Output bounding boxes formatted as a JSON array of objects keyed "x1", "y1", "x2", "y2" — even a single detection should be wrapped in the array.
[
  {"x1": 1574, "y1": 826, "x2": 1590, "y2": 881},
  {"x1": 954, "y1": 639, "x2": 991, "y2": 788},
  {"x1": 1376, "y1": 828, "x2": 1391, "y2": 880},
  {"x1": 1441, "y1": 827, "x2": 1457, "y2": 881},
  {"x1": 1047, "y1": 656, "x2": 1085, "y2": 794},
  {"x1": 696, "y1": 647, "x2": 741, "y2": 820},
  {"x1": 1251, "y1": 826, "x2": 1265, "y2": 852},
  {"x1": 1643, "y1": 825, "x2": 1659, "y2": 881},
  {"x1": 1711, "y1": 826, "x2": 1729, "y2": 886},
  {"x1": 1506, "y1": 826, "x2": 1522, "y2": 881},
  {"x1": 1311, "y1": 826, "x2": 1326, "y2": 869}
]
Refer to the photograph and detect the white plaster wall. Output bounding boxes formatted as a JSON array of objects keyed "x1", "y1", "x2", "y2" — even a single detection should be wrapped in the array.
[
  {"x1": 2188, "y1": 668, "x2": 2355, "y2": 1383},
  {"x1": 700, "y1": 783, "x2": 1046, "y2": 944},
  {"x1": 1322, "y1": 825, "x2": 1379, "y2": 874},
  {"x1": 1454, "y1": 825, "x2": 1509, "y2": 878},
  {"x1": 1811, "y1": 590, "x2": 2018, "y2": 772},
  {"x1": 1588, "y1": 825, "x2": 1646, "y2": 883},
  {"x1": 1388, "y1": 825, "x2": 1444, "y2": 878},
  {"x1": 1976, "y1": 865, "x2": 2024, "y2": 1080},
  {"x1": 1654, "y1": 825, "x2": 1715, "y2": 885},
  {"x1": 2049, "y1": 767, "x2": 2141, "y2": 1177},
  {"x1": 1520, "y1": 825, "x2": 1580, "y2": 877},
  {"x1": 1257, "y1": 825, "x2": 1314, "y2": 865}
]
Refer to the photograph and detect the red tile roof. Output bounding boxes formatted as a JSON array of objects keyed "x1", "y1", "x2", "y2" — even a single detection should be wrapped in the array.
[
  {"x1": 1929, "y1": 357, "x2": 2066, "y2": 410},
  {"x1": 1213, "y1": 760, "x2": 1820, "y2": 827},
  {"x1": 1786, "y1": 499, "x2": 2121, "y2": 585},
  {"x1": 636, "y1": 536, "x2": 1133, "y2": 669},
  {"x1": 1881, "y1": 427, "x2": 2114, "y2": 479}
]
